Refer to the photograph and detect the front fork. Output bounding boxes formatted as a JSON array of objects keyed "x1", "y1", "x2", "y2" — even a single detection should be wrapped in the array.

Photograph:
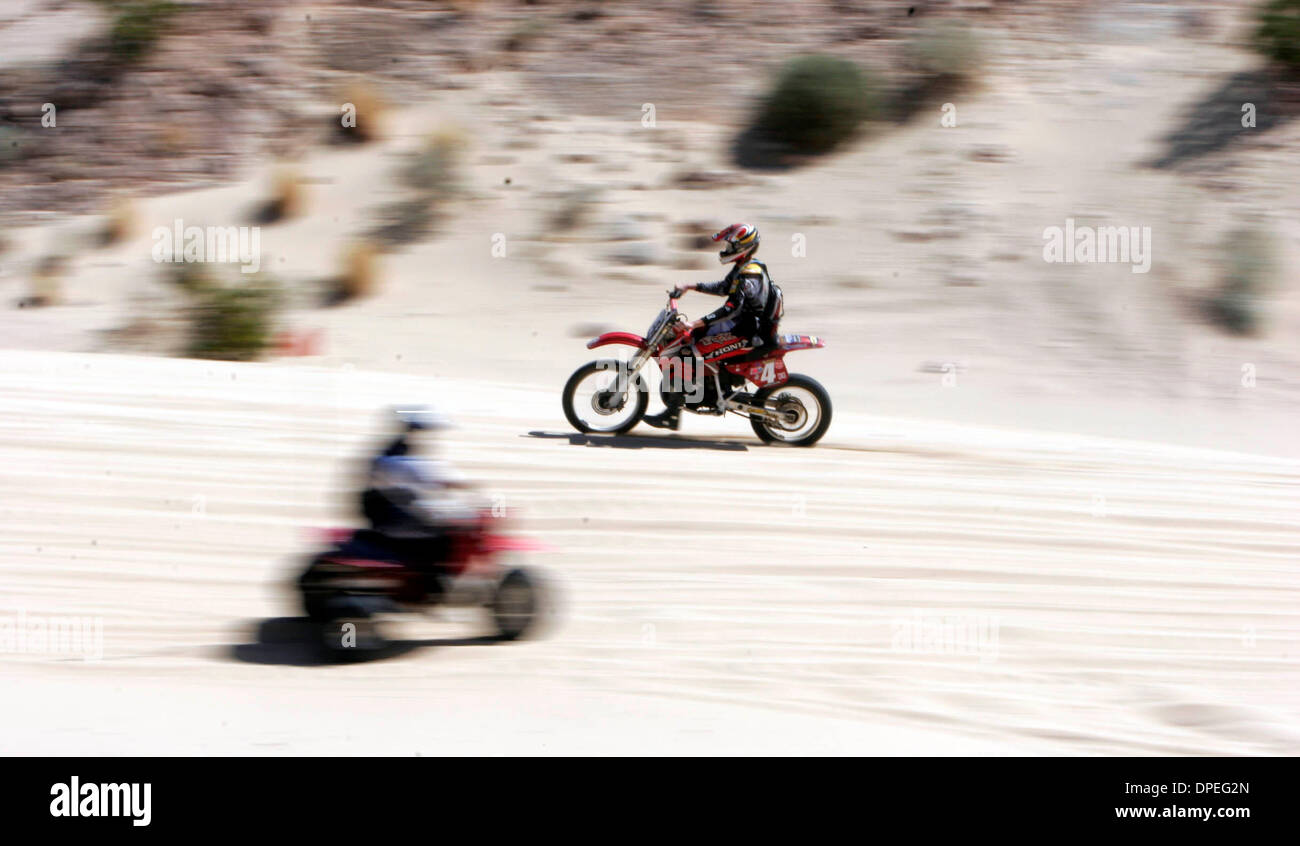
[
  {"x1": 625, "y1": 347, "x2": 653, "y2": 380},
  {"x1": 601, "y1": 348, "x2": 652, "y2": 404}
]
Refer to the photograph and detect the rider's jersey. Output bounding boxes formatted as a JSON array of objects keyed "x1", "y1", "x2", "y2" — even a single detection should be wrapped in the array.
[
  {"x1": 370, "y1": 454, "x2": 465, "y2": 491},
  {"x1": 366, "y1": 452, "x2": 469, "y2": 530},
  {"x1": 697, "y1": 261, "x2": 769, "y2": 337}
]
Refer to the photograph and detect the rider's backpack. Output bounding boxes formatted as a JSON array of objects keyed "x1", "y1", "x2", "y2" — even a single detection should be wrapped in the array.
[{"x1": 747, "y1": 260, "x2": 784, "y2": 341}]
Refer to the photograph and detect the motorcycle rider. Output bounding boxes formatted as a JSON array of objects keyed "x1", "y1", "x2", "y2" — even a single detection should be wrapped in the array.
[
  {"x1": 643, "y1": 223, "x2": 778, "y2": 431},
  {"x1": 360, "y1": 405, "x2": 474, "y2": 587}
]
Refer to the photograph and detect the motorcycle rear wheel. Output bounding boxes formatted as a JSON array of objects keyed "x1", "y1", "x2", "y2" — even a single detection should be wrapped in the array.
[
  {"x1": 749, "y1": 374, "x2": 833, "y2": 447},
  {"x1": 491, "y1": 567, "x2": 545, "y2": 641}
]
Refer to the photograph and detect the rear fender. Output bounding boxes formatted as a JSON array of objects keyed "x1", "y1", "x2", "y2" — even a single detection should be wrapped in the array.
[
  {"x1": 308, "y1": 527, "x2": 356, "y2": 546},
  {"x1": 483, "y1": 535, "x2": 552, "y2": 553},
  {"x1": 776, "y1": 334, "x2": 826, "y2": 352}
]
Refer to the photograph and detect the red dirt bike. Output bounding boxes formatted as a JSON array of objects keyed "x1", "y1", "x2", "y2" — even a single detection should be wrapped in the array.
[
  {"x1": 562, "y1": 291, "x2": 832, "y2": 446},
  {"x1": 297, "y1": 508, "x2": 548, "y2": 653}
]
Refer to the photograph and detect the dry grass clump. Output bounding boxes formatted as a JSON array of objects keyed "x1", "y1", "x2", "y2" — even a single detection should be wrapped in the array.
[
  {"x1": 256, "y1": 165, "x2": 306, "y2": 223},
  {"x1": 99, "y1": 196, "x2": 138, "y2": 246},
  {"x1": 18, "y1": 256, "x2": 69, "y2": 308},
  {"x1": 335, "y1": 82, "x2": 389, "y2": 144},
  {"x1": 329, "y1": 240, "x2": 382, "y2": 303}
]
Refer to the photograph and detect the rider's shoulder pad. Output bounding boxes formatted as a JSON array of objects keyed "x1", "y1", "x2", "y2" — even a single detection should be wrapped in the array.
[{"x1": 740, "y1": 262, "x2": 764, "y2": 276}]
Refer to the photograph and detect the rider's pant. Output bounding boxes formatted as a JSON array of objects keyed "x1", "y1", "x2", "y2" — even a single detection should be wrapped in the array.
[
  {"x1": 696, "y1": 317, "x2": 764, "y2": 350},
  {"x1": 700, "y1": 318, "x2": 738, "y2": 338}
]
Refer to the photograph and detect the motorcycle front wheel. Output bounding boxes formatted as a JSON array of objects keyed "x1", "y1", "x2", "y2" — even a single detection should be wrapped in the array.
[{"x1": 561, "y1": 359, "x2": 649, "y2": 435}]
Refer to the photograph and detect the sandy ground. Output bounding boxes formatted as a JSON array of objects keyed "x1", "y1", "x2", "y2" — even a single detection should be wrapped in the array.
[{"x1": 1, "y1": 350, "x2": 1297, "y2": 755}]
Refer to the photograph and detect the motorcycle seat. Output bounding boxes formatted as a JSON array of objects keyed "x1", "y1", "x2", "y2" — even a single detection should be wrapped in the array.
[{"x1": 345, "y1": 529, "x2": 402, "y2": 560}]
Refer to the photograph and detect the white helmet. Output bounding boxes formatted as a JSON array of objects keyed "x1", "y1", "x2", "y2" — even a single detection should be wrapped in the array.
[{"x1": 391, "y1": 404, "x2": 451, "y2": 432}]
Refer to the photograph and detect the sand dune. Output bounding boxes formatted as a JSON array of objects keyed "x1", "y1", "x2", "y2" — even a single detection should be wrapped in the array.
[{"x1": 1, "y1": 350, "x2": 1296, "y2": 755}]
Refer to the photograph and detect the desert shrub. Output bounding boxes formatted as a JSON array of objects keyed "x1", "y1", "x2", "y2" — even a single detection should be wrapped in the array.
[
  {"x1": 21, "y1": 256, "x2": 69, "y2": 308},
  {"x1": 1207, "y1": 285, "x2": 1259, "y2": 334},
  {"x1": 549, "y1": 186, "x2": 600, "y2": 232},
  {"x1": 99, "y1": 197, "x2": 137, "y2": 245},
  {"x1": 903, "y1": 19, "x2": 984, "y2": 97},
  {"x1": 1206, "y1": 227, "x2": 1276, "y2": 335},
  {"x1": 154, "y1": 124, "x2": 192, "y2": 156},
  {"x1": 336, "y1": 82, "x2": 388, "y2": 143},
  {"x1": 0, "y1": 126, "x2": 29, "y2": 166},
  {"x1": 1256, "y1": 0, "x2": 1300, "y2": 73},
  {"x1": 257, "y1": 166, "x2": 305, "y2": 222},
  {"x1": 503, "y1": 20, "x2": 547, "y2": 52},
  {"x1": 368, "y1": 131, "x2": 465, "y2": 245},
  {"x1": 755, "y1": 54, "x2": 881, "y2": 154},
  {"x1": 401, "y1": 130, "x2": 466, "y2": 194},
  {"x1": 334, "y1": 241, "x2": 381, "y2": 302},
  {"x1": 107, "y1": 1, "x2": 180, "y2": 65},
  {"x1": 166, "y1": 261, "x2": 209, "y2": 294},
  {"x1": 369, "y1": 199, "x2": 438, "y2": 247},
  {"x1": 186, "y1": 276, "x2": 282, "y2": 360}
]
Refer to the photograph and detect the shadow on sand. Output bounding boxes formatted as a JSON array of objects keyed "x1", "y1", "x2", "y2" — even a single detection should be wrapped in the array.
[
  {"x1": 227, "y1": 617, "x2": 499, "y2": 666},
  {"x1": 526, "y1": 430, "x2": 749, "y2": 451}
]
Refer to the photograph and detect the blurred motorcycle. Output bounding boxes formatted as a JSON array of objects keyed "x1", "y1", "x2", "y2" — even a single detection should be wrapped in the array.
[{"x1": 297, "y1": 507, "x2": 548, "y2": 654}]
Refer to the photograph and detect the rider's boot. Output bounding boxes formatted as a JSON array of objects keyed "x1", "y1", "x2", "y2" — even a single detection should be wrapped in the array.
[{"x1": 642, "y1": 401, "x2": 682, "y2": 431}]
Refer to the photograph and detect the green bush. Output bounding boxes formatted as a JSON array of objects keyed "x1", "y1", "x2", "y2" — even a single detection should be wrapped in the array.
[
  {"x1": 186, "y1": 276, "x2": 282, "y2": 360},
  {"x1": 1256, "y1": 0, "x2": 1300, "y2": 73},
  {"x1": 904, "y1": 19, "x2": 984, "y2": 95},
  {"x1": 401, "y1": 130, "x2": 465, "y2": 194},
  {"x1": 1206, "y1": 227, "x2": 1275, "y2": 335},
  {"x1": 108, "y1": 1, "x2": 179, "y2": 65},
  {"x1": 502, "y1": 20, "x2": 547, "y2": 53},
  {"x1": 756, "y1": 55, "x2": 881, "y2": 154},
  {"x1": 1206, "y1": 286, "x2": 1258, "y2": 334},
  {"x1": 371, "y1": 130, "x2": 466, "y2": 245},
  {"x1": 0, "y1": 126, "x2": 29, "y2": 166}
]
